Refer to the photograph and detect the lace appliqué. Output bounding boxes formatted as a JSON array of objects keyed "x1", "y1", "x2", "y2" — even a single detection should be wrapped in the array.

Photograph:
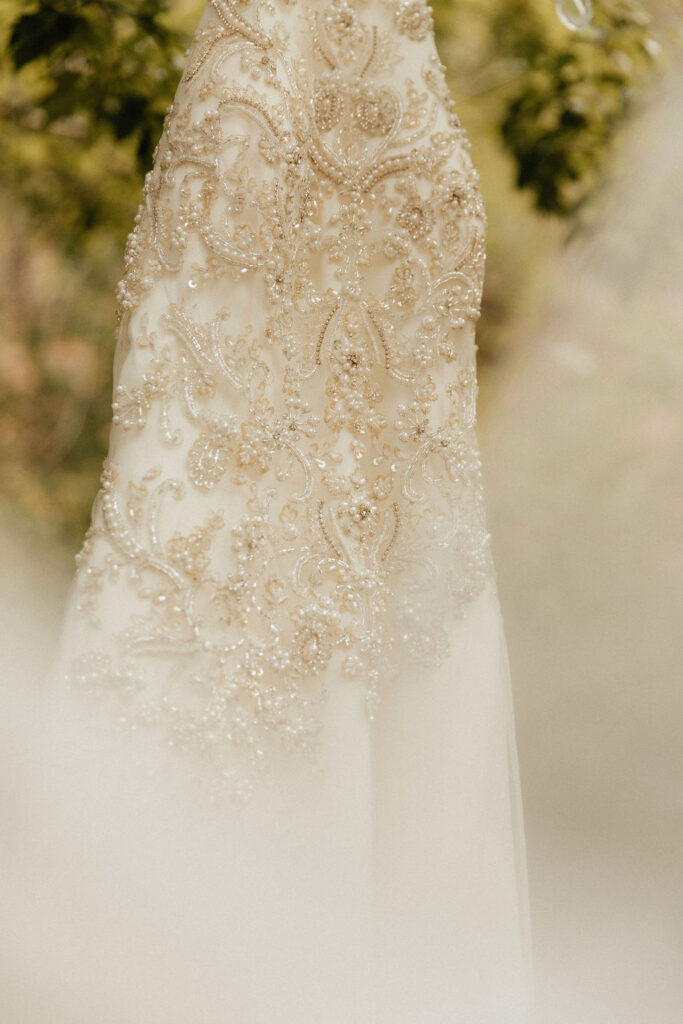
[{"x1": 65, "y1": 0, "x2": 494, "y2": 800}]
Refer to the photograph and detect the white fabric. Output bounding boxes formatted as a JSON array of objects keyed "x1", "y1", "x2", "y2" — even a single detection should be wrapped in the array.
[{"x1": 33, "y1": 1, "x2": 536, "y2": 1018}]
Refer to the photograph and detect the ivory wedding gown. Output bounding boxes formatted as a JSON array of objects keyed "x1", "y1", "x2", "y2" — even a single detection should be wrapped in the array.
[{"x1": 46, "y1": 0, "x2": 535, "y2": 1019}]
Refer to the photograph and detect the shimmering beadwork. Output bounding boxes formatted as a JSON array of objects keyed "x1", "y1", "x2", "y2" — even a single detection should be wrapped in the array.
[{"x1": 66, "y1": 0, "x2": 494, "y2": 800}]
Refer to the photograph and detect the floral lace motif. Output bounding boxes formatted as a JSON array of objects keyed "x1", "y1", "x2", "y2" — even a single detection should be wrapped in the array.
[{"x1": 65, "y1": 0, "x2": 494, "y2": 800}]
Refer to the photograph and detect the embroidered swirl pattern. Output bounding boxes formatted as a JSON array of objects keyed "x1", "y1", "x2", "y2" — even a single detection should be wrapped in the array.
[{"x1": 64, "y1": 0, "x2": 494, "y2": 799}]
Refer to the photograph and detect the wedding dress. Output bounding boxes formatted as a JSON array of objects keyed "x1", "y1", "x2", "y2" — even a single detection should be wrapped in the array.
[{"x1": 47, "y1": 0, "x2": 536, "y2": 1019}]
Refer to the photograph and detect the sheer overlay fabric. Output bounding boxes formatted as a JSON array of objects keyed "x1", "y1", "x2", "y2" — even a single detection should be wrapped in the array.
[{"x1": 48, "y1": 1, "x2": 536, "y2": 1019}]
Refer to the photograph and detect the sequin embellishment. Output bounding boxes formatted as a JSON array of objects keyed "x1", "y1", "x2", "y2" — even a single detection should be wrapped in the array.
[{"x1": 65, "y1": 0, "x2": 494, "y2": 799}]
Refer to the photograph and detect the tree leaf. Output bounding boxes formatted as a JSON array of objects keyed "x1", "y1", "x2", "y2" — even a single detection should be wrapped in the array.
[{"x1": 9, "y1": 10, "x2": 89, "y2": 69}]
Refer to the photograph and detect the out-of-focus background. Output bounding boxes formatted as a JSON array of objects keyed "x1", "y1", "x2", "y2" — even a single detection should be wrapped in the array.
[{"x1": 0, "y1": 1, "x2": 681, "y2": 1021}]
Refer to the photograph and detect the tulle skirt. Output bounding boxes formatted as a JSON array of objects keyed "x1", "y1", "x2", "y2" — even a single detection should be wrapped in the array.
[{"x1": 3, "y1": 576, "x2": 534, "y2": 1023}]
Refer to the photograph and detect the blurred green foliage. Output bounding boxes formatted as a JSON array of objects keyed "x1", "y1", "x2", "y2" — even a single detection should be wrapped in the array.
[
  {"x1": 1, "y1": 0, "x2": 187, "y2": 254},
  {"x1": 430, "y1": 0, "x2": 664, "y2": 214},
  {"x1": 0, "y1": 0, "x2": 672, "y2": 539},
  {"x1": 498, "y1": 1, "x2": 662, "y2": 213}
]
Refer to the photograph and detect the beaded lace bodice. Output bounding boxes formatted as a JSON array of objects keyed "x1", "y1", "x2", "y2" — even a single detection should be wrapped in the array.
[{"x1": 65, "y1": 0, "x2": 494, "y2": 799}]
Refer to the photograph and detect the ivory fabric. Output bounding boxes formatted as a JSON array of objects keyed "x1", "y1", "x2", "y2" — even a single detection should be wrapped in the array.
[{"x1": 49, "y1": 1, "x2": 536, "y2": 1019}]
